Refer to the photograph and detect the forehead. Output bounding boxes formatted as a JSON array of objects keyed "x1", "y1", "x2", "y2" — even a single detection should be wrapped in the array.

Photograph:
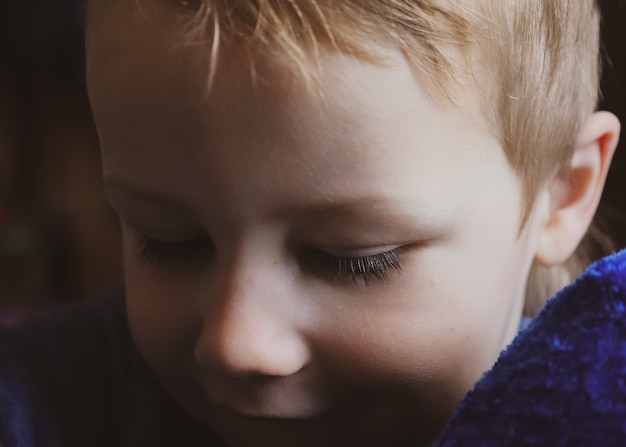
[{"x1": 87, "y1": 0, "x2": 511, "y2": 208}]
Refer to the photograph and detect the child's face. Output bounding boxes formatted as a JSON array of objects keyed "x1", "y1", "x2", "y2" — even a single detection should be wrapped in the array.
[{"x1": 88, "y1": 3, "x2": 546, "y2": 446}]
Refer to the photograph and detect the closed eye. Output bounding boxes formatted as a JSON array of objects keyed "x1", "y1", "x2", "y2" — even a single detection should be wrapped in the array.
[
  {"x1": 302, "y1": 248, "x2": 402, "y2": 285},
  {"x1": 136, "y1": 233, "x2": 403, "y2": 284},
  {"x1": 136, "y1": 234, "x2": 214, "y2": 268}
]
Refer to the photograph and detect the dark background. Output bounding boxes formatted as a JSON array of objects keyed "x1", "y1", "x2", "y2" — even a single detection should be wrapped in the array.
[
  {"x1": 598, "y1": 0, "x2": 626, "y2": 251},
  {"x1": 0, "y1": 0, "x2": 121, "y2": 320},
  {"x1": 0, "y1": 0, "x2": 624, "y2": 319}
]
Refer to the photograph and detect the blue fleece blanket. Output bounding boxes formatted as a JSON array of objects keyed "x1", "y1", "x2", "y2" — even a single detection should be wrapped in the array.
[{"x1": 434, "y1": 249, "x2": 626, "y2": 446}]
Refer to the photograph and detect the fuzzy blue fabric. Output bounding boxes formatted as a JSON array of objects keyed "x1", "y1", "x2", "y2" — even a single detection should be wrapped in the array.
[{"x1": 433, "y1": 249, "x2": 626, "y2": 446}]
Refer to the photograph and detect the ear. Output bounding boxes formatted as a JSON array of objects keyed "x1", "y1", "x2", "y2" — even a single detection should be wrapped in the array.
[{"x1": 534, "y1": 111, "x2": 621, "y2": 266}]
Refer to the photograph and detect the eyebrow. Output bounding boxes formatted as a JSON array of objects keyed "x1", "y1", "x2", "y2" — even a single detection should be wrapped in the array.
[
  {"x1": 284, "y1": 200, "x2": 449, "y2": 237},
  {"x1": 103, "y1": 176, "x2": 450, "y2": 235},
  {"x1": 103, "y1": 176, "x2": 188, "y2": 209}
]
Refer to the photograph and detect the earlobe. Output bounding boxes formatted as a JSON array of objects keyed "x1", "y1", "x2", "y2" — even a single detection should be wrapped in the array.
[{"x1": 535, "y1": 111, "x2": 621, "y2": 266}]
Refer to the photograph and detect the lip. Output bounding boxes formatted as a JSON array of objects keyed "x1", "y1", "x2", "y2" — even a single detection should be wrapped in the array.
[
  {"x1": 209, "y1": 396, "x2": 376, "y2": 425},
  {"x1": 199, "y1": 372, "x2": 369, "y2": 423},
  {"x1": 200, "y1": 396, "x2": 397, "y2": 447},
  {"x1": 200, "y1": 393, "x2": 437, "y2": 447}
]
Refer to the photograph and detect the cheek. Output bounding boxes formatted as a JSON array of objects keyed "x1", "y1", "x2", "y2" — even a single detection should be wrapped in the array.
[
  {"x1": 309, "y1": 280, "x2": 501, "y2": 405},
  {"x1": 310, "y1": 243, "x2": 530, "y2": 404},
  {"x1": 308, "y1": 311, "x2": 488, "y2": 427},
  {"x1": 124, "y1": 255, "x2": 202, "y2": 386}
]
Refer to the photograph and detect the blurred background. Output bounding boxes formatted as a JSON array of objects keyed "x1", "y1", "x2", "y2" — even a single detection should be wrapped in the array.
[
  {"x1": 0, "y1": 0, "x2": 624, "y2": 321},
  {"x1": 0, "y1": 0, "x2": 122, "y2": 322}
]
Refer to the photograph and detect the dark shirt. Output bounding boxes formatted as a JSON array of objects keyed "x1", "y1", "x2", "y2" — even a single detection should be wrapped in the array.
[{"x1": 0, "y1": 288, "x2": 226, "y2": 446}]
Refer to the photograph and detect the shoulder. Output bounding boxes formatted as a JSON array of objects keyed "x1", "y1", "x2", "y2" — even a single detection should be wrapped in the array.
[
  {"x1": 8, "y1": 286, "x2": 131, "y2": 382},
  {"x1": 0, "y1": 288, "x2": 226, "y2": 446},
  {"x1": 0, "y1": 287, "x2": 131, "y2": 446},
  {"x1": 0, "y1": 325, "x2": 63, "y2": 446}
]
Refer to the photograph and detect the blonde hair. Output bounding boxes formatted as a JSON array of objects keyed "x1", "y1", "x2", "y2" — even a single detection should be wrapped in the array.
[{"x1": 92, "y1": 0, "x2": 606, "y2": 313}]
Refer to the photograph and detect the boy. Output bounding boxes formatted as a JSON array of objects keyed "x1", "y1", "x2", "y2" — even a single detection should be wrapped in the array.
[{"x1": 1, "y1": 0, "x2": 621, "y2": 446}]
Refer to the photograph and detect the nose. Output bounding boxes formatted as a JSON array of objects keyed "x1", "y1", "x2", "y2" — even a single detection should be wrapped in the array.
[{"x1": 194, "y1": 257, "x2": 311, "y2": 378}]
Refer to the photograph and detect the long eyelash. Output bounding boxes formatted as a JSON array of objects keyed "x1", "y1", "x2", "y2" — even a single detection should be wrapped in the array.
[
  {"x1": 311, "y1": 249, "x2": 402, "y2": 285},
  {"x1": 137, "y1": 235, "x2": 212, "y2": 268},
  {"x1": 337, "y1": 251, "x2": 402, "y2": 284}
]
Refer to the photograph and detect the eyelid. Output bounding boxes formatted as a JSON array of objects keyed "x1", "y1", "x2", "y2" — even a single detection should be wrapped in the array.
[
  {"x1": 303, "y1": 247, "x2": 403, "y2": 286},
  {"x1": 314, "y1": 244, "x2": 404, "y2": 257},
  {"x1": 136, "y1": 234, "x2": 213, "y2": 268},
  {"x1": 119, "y1": 217, "x2": 206, "y2": 242}
]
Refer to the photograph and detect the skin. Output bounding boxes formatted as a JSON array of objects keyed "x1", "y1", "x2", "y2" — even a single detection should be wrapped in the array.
[{"x1": 86, "y1": 1, "x2": 557, "y2": 446}]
